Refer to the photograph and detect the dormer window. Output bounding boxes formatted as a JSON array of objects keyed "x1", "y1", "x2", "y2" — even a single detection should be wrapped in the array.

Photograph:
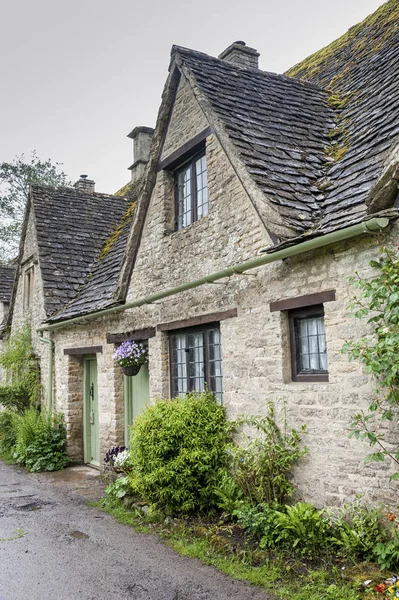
[{"x1": 176, "y1": 152, "x2": 208, "y2": 230}]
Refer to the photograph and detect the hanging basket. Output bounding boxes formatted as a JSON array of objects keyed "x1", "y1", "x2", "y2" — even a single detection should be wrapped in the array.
[{"x1": 121, "y1": 364, "x2": 141, "y2": 377}]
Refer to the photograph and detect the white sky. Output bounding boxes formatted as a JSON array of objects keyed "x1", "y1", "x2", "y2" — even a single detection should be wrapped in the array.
[{"x1": 0, "y1": 0, "x2": 384, "y2": 194}]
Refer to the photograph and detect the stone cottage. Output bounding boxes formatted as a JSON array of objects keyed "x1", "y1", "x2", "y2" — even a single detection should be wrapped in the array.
[{"x1": 4, "y1": 0, "x2": 399, "y2": 506}]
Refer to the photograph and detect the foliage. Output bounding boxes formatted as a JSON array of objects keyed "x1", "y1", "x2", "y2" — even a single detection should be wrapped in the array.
[
  {"x1": 113, "y1": 340, "x2": 148, "y2": 369},
  {"x1": 213, "y1": 472, "x2": 244, "y2": 516},
  {"x1": 13, "y1": 407, "x2": 69, "y2": 472},
  {"x1": 327, "y1": 497, "x2": 385, "y2": 559},
  {"x1": 0, "y1": 410, "x2": 21, "y2": 457},
  {"x1": 128, "y1": 391, "x2": 230, "y2": 514},
  {"x1": 226, "y1": 402, "x2": 307, "y2": 506},
  {"x1": 273, "y1": 502, "x2": 336, "y2": 558},
  {"x1": 342, "y1": 248, "x2": 399, "y2": 479},
  {"x1": 233, "y1": 502, "x2": 281, "y2": 548},
  {"x1": 372, "y1": 512, "x2": 399, "y2": 571},
  {"x1": 0, "y1": 324, "x2": 41, "y2": 412},
  {"x1": 105, "y1": 476, "x2": 132, "y2": 501},
  {"x1": 0, "y1": 151, "x2": 71, "y2": 261}
]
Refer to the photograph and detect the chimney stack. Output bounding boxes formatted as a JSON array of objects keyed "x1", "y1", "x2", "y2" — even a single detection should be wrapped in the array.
[
  {"x1": 74, "y1": 174, "x2": 95, "y2": 194},
  {"x1": 127, "y1": 126, "x2": 155, "y2": 183},
  {"x1": 219, "y1": 41, "x2": 259, "y2": 69}
]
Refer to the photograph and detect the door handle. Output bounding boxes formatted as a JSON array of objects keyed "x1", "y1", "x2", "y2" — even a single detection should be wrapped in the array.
[
  {"x1": 89, "y1": 383, "x2": 94, "y2": 398},
  {"x1": 90, "y1": 410, "x2": 94, "y2": 425}
]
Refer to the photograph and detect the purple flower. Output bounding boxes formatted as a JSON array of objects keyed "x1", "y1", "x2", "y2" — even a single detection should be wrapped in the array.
[{"x1": 113, "y1": 340, "x2": 148, "y2": 368}]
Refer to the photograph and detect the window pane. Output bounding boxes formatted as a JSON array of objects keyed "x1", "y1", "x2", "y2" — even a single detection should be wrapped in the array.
[
  {"x1": 171, "y1": 334, "x2": 188, "y2": 396},
  {"x1": 188, "y1": 332, "x2": 205, "y2": 393},
  {"x1": 177, "y1": 166, "x2": 193, "y2": 229},
  {"x1": 170, "y1": 326, "x2": 223, "y2": 403},
  {"x1": 295, "y1": 314, "x2": 328, "y2": 375},
  {"x1": 195, "y1": 154, "x2": 208, "y2": 220}
]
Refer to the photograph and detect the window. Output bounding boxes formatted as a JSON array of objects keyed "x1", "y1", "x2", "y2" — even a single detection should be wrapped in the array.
[
  {"x1": 289, "y1": 305, "x2": 328, "y2": 382},
  {"x1": 23, "y1": 265, "x2": 34, "y2": 311},
  {"x1": 175, "y1": 152, "x2": 208, "y2": 230},
  {"x1": 170, "y1": 325, "x2": 223, "y2": 402}
]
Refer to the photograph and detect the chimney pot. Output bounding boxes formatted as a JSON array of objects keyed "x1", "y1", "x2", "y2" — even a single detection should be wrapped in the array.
[
  {"x1": 74, "y1": 175, "x2": 95, "y2": 194},
  {"x1": 219, "y1": 41, "x2": 259, "y2": 69},
  {"x1": 127, "y1": 126, "x2": 155, "y2": 183}
]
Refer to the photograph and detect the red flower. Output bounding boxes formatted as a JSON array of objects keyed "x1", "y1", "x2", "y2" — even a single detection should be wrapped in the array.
[
  {"x1": 387, "y1": 513, "x2": 397, "y2": 522},
  {"x1": 375, "y1": 583, "x2": 386, "y2": 593}
]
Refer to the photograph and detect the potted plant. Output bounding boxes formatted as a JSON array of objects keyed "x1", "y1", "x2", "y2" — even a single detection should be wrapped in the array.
[{"x1": 113, "y1": 340, "x2": 148, "y2": 376}]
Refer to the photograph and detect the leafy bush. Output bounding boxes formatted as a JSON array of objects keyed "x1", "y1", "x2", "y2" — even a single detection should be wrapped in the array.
[
  {"x1": 233, "y1": 502, "x2": 281, "y2": 548},
  {"x1": 14, "y1": 408, "x2": 69, "y2": 472},
  {"x1": 227, "y1": 402, "x2": 307, "y2": 506},
  {"x1": 128, "y1": 391, "x2": 230, "y2": 514},
  {"x1": 213, "y1": 472, "x2": 244, "y2": 516},
  {"x1": 372, "y1": 512, "x2": 399, "y2": 570},
  {"x1": 327, "y1": 497, "x2": 384, "y2": 559},
  {"x1": 0, "y1": 410, "x2": 21, "y2": 456},
  {"x1": 273, "y1": 502, "x2": 336, "y2": 558},
  {"x1": 106, "y1": 476, "x2": 132, "y2": 501},
  {"x1": 0, "y1": 325, "x2": 41, "y2": 412}
]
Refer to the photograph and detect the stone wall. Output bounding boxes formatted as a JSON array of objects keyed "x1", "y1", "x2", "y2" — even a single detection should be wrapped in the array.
[
  {"x1": 9, "y1": 209, "x2": 50, "y2": 400},
  {"x1": 46, "y1": 74, "x2": 399, "y2": 507}
]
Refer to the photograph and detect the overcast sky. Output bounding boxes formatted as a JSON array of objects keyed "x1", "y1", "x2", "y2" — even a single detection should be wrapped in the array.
[{"x1": 0, "y1": 0, "x2": 384, "y2": 194}]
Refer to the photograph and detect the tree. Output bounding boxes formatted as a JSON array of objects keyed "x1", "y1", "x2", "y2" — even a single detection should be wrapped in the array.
[{"x1": 0, "y1": 151, "x2": 71, "y2": 262}]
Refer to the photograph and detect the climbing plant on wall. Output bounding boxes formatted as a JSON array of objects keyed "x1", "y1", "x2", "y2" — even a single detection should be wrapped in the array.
[
  {"x1": 343, "y1": 247, "x2": 399, "y2": 480},
  {"x1": 0, "y1": 324, "x2": 41, "y2": 412}
]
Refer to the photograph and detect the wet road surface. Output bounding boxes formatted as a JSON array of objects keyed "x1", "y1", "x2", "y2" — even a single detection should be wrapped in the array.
[{"x1": 0, "y1": 461, "x2": 276, "y2": 600}]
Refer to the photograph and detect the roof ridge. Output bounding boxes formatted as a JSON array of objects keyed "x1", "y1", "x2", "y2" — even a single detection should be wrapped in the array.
[
  {"x1": 31, "y1": 183, "x2": 129, "y2": 201},
  {"x1": 172, "y1": 44, "x2": 327, "y2": 93}
]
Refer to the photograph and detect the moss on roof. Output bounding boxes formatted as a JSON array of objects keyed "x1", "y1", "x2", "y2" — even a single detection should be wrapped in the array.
[
  {"x1": 114, "y1": 182, "x2": 131, "y2": 197},
  {"x1": 99, "y1": 201, "x2": 136, "y2": 260},
  {"x1": 286, "y1": 0, "x2": 399, "y2": 89}
]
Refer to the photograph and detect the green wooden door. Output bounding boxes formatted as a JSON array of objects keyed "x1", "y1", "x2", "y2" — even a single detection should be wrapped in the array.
[
  {"x1": 124, "y1": 362, "x2": 149, "y2": 445},
  {"x1": 84, "y1": 357, "x2": 100, "y2": 466}
]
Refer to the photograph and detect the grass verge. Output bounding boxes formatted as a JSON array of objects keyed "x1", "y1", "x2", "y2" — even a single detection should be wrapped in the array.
[{"x1": 94, "y1": 496, "x2": 371, "y2": 600}]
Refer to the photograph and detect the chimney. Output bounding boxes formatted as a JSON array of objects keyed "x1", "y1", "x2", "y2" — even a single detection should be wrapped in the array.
[
  {"x1": 74, "y1": 174, "x2": 95, "y2": 194},
  {"x1": 127, "y1": 126, "x2": 155, "y2": 183},
  {"x1": 218, "y1": 41, "x2": 259, "y2": 69}
]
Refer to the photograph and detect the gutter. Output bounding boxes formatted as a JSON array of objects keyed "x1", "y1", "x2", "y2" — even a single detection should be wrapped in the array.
[
  {"x1": 37, "y1": 217, "x2": 389, "y2": 334},
  {"x1": 38, "y1": 333, "x2": 54, "y2": 413}
]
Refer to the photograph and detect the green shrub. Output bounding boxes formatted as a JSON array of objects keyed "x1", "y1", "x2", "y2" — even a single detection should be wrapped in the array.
[
  {"x1": 128, "y1": 391, "x2": 230, "y2": 514},
  {"x1": 0, "y1": 325, "x2": 41, "y2": 412},
  {"x1": 227, "y1": 402, "x2": 307, "y2": 506},
  {"x1": 0, "y1": 410, "x2": 21, "y2": 456},
  {"x1": 274, "y1": 502, "x2": 336, "y2": 558},
  {"x1": 213, "y1": 472, "x2": 244, "y2": 516},
  {"x1": 233, "y1": 502, "x2": 281, "y2": 548},
  {"x1": 327, "y1": 497, "x2": 384, "y2": 559},
  {"x1": 14, "y1": 408, "x2": 69, "y2": 472}
]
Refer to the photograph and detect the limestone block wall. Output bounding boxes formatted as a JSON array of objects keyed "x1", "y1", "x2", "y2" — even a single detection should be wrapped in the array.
[{"x1": 9, "y1": 209, "x2": 50, "y2": 400}]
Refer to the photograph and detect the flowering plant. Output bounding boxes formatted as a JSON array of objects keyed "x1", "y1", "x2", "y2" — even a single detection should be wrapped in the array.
[
  {"x1": 375, "y1": 575, "x2": 399, "y2": 597},
  {"x1": 113, "y1": 340, "x2": 148, "y2": 369},
  {"x1": 104, "y1": 446, "x2": 126, "y2": 467}
]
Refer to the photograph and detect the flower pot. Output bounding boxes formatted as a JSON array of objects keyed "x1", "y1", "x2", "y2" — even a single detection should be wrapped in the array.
[{"x1": 122, "y1": 364, "x2": 141, "y2": 376}]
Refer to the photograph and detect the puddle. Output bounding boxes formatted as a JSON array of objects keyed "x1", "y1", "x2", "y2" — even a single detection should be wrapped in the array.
[
  {"x1": 14, "y1": 502, "x2": 42, "y2": 512},
  {"x1": 69, "y1": 530, "x2": 89, "y2": 540}
]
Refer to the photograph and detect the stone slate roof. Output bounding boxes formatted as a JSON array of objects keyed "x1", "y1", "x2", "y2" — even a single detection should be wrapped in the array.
[
  {"x1": 175, "y1": 46, "x2": 333, "y2": 234},
  {"x1": 173, "y1": 0, "x2": 399, "y2": 237},
  {"x1": 47, "y1": 185, "x2": 138, "y2": 322},
  {"x1": 32, "y1": 185, "x2": 129, "y2": 317},
  {"x1": 286, "y1": 0, "x2": 399, "y2": 232},
  {"x1": 0, "y1": 265, "x2": 15, "y2": 303}
]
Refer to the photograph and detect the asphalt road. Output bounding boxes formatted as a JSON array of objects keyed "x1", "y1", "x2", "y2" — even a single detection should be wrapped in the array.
[{"x1": 0, "y1": 461, "x2": 275, "y2": 600}]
